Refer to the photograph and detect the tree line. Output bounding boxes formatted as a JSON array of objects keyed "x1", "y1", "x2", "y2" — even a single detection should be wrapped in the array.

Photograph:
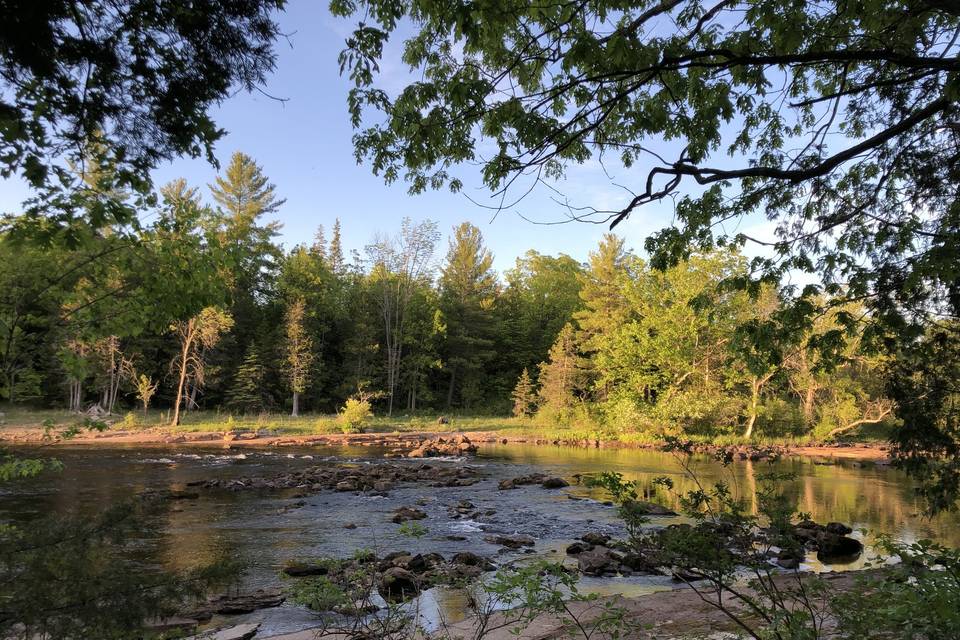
[{"x1": 0, "y1": 151, "x2": 893, "y2": 439}]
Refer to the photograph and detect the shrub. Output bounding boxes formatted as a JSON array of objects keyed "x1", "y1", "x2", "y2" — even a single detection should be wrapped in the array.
[{"x1": 338, "y1": 398, "x2": 372, "y2": 434}]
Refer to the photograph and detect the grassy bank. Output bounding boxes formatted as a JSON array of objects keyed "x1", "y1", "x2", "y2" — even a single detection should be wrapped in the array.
[{"x1": 0, "y1": 405, "x2": 890, "y2": 448}]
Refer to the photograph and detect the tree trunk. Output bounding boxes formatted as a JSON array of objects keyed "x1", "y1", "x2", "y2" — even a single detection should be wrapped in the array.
[
  {"x1": 291, "y1": 392, "x2": 299, "y2": 417},
  {"x1": 171, "y1": 334, "x2": 192, "y2": 427},
  {"x1": 744, "y1": 379, "x2": 760, "y2": 440},
  {"x1": 802, "y1": 385, "x2": 816, "y2": 425}
]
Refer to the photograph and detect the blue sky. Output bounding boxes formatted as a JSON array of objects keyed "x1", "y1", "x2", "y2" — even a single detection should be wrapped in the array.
[{"x1": 1, "y1": 1, "x2": 774, "y2": 273}]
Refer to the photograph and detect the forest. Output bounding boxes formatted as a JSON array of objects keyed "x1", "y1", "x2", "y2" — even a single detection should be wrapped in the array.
[{"x1": 0, "y1": 150, "x2": 892, "y2": 442}]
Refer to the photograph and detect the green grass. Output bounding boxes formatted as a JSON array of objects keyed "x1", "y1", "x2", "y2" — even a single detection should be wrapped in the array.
[{"x1": 0, "y1": 404, "x2": 889, "y2": 446}]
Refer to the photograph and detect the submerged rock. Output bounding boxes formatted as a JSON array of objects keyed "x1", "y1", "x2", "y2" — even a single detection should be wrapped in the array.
[{"x1": 541, "y1": 477, "x2": 570, "y2": 489}]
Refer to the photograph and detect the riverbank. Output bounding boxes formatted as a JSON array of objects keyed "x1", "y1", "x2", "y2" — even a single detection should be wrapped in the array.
[
  {"x1": 258, "y1": 569, "x2": 865, "y2": 640},
  {"x1": 0, "y1": 419, "x2": 891, "y2": 461}
]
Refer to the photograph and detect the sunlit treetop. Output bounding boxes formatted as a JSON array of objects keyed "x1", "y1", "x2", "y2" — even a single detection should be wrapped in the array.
[
  {"x1": 332, "y1": 0, "x2": 960, "y2": 343},
  {"x1": 0, "y1": 0, "x2": 286, "y2": 242}
]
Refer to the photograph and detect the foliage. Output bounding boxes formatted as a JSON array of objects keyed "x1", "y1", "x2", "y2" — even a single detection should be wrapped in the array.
[
  {"x1": 511, "y1": 368, "x2": 537, "y2": 418},
  {"x1": 833, "y1": 538, "x2": 960, "y2": 640},
  {"x1": 338, "y1": 396, "x2": 373, "y2": 434},
  {"x1": 397, "y1": 521, "x2": 428, "y2": 538},
  {"x1": 1, "y1": 0, "x2": 285, "y2": 238},
  {"x1": 887, "y1": 323, "x2": 960, "y2": 512},
  {"x1": 333, "y1": 0, "x2": 960, "y2": 370}
]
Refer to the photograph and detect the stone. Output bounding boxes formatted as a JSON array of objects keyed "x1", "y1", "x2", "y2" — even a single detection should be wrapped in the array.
[
  {"x1": 451, "y1": 552, "x2": 494, "y2": 570},
  {"x1": 208, "y1": 588, "x2": 284, "y2": 614},
  {"x1": 580, "y1": 532, "x2": 611, "y2": 546},
  {"x1": 541, "y1": 477, "x2": 569, "y2": 489},
  {"x1": 378, "y1": 567, "x2": 421, "y2": 601},
  {"x1": 484, "y1": 534, "x2": 535, "y2": 549},
  {"x1": 283, "y1": 561, "x2": 329, "y2": 577},
  {"x1": 577, "y1": 547, "x2": 620, "y2": 576},
  {"x1": 184, "y1": 622, "x2": 260, "y2": 640},
  {"x1": 566, "y1": 541, "x2": 593, "y2": 555},
  {"x1": 817, "y1": 534, "x2": 864, "y2": 564},
  {"x1": 622, "y1": 500, "x2": 677, "y2": 516},
  {"x1": 391, "y1": 507, "x2": 427, "y2": 523},
  {"x1": 825, "y1": 522, "x2": 853, "y2": 536}
]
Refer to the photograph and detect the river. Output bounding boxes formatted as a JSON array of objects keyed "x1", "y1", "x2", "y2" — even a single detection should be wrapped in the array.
[{"x1": 2, "y1": 443, "x2": 957, "y2": 637}]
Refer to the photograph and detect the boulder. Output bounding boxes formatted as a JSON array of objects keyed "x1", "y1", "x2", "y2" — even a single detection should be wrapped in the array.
[
  {"x1": 817, "y1": 534, "x2": 864, "y2": 564},
  {"x1": 451, "y1": 552, "x2": 495, "y2": 570},
  {"x1": 391, "y1": 507, "x2": 427, "y2": 523},
  {"x1": 576, "y1": 546, "x2": 622, "y2": 576},
  {"x1": 484, "y1": 534, "x2": 535, "y2": 549},
  {"x1": 184, "y1": 623, "x2": 260, "y2": 640},
  {"x1": 282, "y1": 561, "x2": 329, "y2": 577},
  {"x1": 581, "y1": 532, "x2": 611, "y2": 546},
  {"x1": 621, "y1": 500, "x2": 677, "y2": 516},
  {"x1": 566, "y1": 541, "x2": 593, "y2": 555},
  {"x1": 208, "y1": 588, "x2": 285, "y2": 615},
  {"x1": 825, "y1": 522, "x2": 853, "y2": 536},
  {"x1": 541, "y1": 477, "x2": 569, "y2": 489},
  {"x1": 378, "y1": 567, "x2": 421, "y2": 601}
]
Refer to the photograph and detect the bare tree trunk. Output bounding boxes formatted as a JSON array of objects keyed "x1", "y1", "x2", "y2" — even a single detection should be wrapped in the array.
[
  {"x1": 802, "y1": 385, "x2": 816, "y2": 425},
  {"x1": 744, "y1": 379, "x2": 760, "y2": 440},
  {"x1": 291, "y1": 392, "x2": 300, "y2": 417},
  {"x1": 171, "y1": 329, "x2": 193, "y2": 427}
]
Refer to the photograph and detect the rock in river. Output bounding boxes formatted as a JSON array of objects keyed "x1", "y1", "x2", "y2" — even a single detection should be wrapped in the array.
[{"x1": 391, "y1": 506, "x2": 427, "y2": 523}]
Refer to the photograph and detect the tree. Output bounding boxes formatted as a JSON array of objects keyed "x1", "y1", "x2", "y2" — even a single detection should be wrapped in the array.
[
  {"x1": 366, "y1": 218, "x2": 440, "y2": 415},
  {"x1": 511, "y1": 368, "x2": 537, "y2": 418},
  {"x1": 1, "y1": 0, "x2": 285, "y2": 235},
  {"x1": 284, "y1": 298, "x2": 314, "y2": 416},
  {"x1": 334, "y1": 0, "x2": 960, "y2": 373},
  {"x1": 170, "y1": 307, "x2": 233, "y2": 426},
  {"x1": 887, "y1": 323, "x2": 960, "y2": 512},
  {"x1": 537, "y1": 323, "x2": 587, "y2": 421},
  {"x1": 226, "y1": 348, "x2": 270, "y2": 413},
  {"x1": 439, "y1": 222, "x2": 498, "y2": 409},
  {"x1": 132, "y1": 373, "x2": 159, "y2": 418},
  {"x1": 329, "y1": 218, "x2": 345, "y2": 274}
]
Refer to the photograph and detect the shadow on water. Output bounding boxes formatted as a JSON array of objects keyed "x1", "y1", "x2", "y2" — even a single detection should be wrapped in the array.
[{"x1": 1, "y1": 443, "x2": 957, "y2": 635}]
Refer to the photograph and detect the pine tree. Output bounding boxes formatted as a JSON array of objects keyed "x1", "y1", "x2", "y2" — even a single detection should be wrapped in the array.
[
  {"x1": 329, "y1": 218, "x2": 344, "y2": 274},
  {"x1": 439, "y1": 222, "x2": 498, "y2": 408},
  {"x1": 537, "y1": 323, "x2": 586, "y2": 416},
  {"x1": 311, "y1": 224, "x2": 328, "y2": 261},
  {"x1": 226, "y1": 348, "x2": 270, "y2": 414},
  {"x1": 511, "y1": 368, "x2": 537, "y2": 417}
]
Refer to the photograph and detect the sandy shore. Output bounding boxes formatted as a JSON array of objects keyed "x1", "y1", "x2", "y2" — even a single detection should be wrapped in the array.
[{"x1": 0, "y1": 424, "x2": 891, "y2": 461}]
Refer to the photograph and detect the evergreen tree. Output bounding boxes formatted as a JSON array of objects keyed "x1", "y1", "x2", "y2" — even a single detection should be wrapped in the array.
[
  {"x1": 511, "y1": 368, "x2": 537, "y2": 418},
  {"x1": 439, "y1": 222, "x2": 498, "y2": 409},
  {"x1": 208, "y1": 152, "x2": 284, "y2": 403},
  {"x1": 537, "y1": 323, "x2": 586, "y2": 419},
  {"x1": 329, "y1": 218, "x2": 345, "y2": 275},
  {"x1": 311, "y1": 224, "x2": 328, "y2": 262},
  {"x1": 226, "y1": 348, "x2": 270, "y2": 414}
]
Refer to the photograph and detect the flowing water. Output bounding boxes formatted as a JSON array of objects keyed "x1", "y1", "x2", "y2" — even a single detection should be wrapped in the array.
[{"x1": 2, "y1": 443, "x2": 958, "y2": 636}]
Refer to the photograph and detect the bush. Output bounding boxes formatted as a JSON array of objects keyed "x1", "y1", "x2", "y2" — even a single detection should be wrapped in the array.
[{"x1": 337, "y1": 398, "x2": 372, "y2": 434}]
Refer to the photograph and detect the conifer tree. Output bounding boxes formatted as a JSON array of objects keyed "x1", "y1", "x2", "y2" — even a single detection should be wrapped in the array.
[
  {"x1": 537, "y1": 324, "x2": 586, "y2": 418},
  {"x1": 439, "y1": 222, "x2": 498, "y2": 408},
  {"x1": 226, "y1": 348, "x2": 270, "y2": 414},
  {"x1": 329, "y1": 218, "x2": 345, "y2": 274},
  {"x1": 511, "y1": 368, "x2": 537, "y2": 418}
]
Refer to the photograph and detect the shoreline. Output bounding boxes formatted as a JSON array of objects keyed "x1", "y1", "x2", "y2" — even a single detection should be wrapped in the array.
[{"x1": 0, "y1": 424, "x2": 891, "y2": 461}]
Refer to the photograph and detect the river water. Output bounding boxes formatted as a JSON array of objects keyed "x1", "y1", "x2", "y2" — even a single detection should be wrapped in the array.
[{"x1": 2, "y1": 443, "x2": 957, "y2": 637}]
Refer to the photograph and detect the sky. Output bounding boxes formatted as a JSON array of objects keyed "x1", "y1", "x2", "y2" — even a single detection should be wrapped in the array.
[{"x1": 0, "y1": 1, "x2": 775, "y2": 274}]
